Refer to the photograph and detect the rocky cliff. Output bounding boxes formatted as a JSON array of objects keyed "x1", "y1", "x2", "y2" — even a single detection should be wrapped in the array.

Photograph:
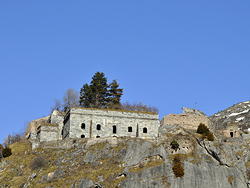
[{"x1": 1, "y1": 123, "x2": 250, "y2": 188}]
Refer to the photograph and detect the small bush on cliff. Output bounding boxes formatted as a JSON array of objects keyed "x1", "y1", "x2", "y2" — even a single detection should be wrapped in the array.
[
  {"x1": 172, "y1": 155, "x2": 184, "y2": 178},
  {"x1": 197, "y1": 123, "x2": 209, "y2": 135},
  {"x1": 207, "y1": 132, "x2": 214, "y2": 141},
  {"x1": 2, "y1": 147, "x2": 12, "y2": 158},
  {"x1": 170, "y1": 140, "x2": 179, "y2": 151},
  {"x1": 30, "y1": 156, "x2": 46, "y2": 170}
]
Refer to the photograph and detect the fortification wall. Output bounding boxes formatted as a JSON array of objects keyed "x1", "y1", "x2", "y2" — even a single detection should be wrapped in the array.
[
  {"x1": 64, "y1": 108, "x2": 159, "y2": 139},
  {"x1": 37, "y1": 125, "x2": 58, "y2": 142},
  {"x1": 161, "y1": 113, "x2": 209, "y2": 130}
]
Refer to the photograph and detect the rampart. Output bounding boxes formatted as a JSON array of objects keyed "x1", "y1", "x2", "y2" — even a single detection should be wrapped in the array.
[
  {"x1": 62, "y1": 108, "x2": 159, "y2": 139},
  {"x1": 161, "y1": 113, "x2": 209, "y2": 130}
]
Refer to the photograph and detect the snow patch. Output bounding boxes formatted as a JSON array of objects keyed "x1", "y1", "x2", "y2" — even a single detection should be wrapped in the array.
[
  {"x1": 228, "y1": 109, "x2": 250, "y2": 117},
  {"x1": 235, "y1": 117, "x2": 244, "y2": 122},
  {"x1": 244, "y1": 101, "x2": 250, "y2": 104}
]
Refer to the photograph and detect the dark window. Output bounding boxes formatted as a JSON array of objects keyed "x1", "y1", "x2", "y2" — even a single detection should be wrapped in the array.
[
  {"x1": 81, "y1": 135, "x2": 85, "y2": 138},
  {"x1": 230, "y1": 132, "x2": 233, "y2": 137},
  {"x1": 128, "y1": 127, "x2": 132, "y2": 132},
  {"x1": 113, "y1": 125, "x2": 117, "y2": 134},
  {"x1": 97, "y1": 124, "x2": 101, "y2": 130},
  {"x1": 96, "y1": 135, "x2": 100, "y2": 138},
  {"x1": 143, "y1": 127, "x2": 147, "y2": 133},
  {"x1": 81, "y1": 123, "x2": 85, "y2": 129},
  {"x1": 61, "y1": 130, "x2": 63, "y2": 135}
]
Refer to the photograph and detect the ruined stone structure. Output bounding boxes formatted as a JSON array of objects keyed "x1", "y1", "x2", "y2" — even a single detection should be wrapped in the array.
[
  {"x1": 161, "y1": 108, "x2": 209, "y2": 130},
  {"x1": 62, "y1": 108, "x2": 159, "y2": 139},
  {"x1": 37, "y1": 124, "x2": 58, "y2": 142},
  {"x1": 223, "y1": 124, "x2": 241, "y2": 138}
]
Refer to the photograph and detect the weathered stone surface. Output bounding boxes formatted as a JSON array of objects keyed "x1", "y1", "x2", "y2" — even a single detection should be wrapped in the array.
[
  {"x1": 24, "y1": 116, "x2": 49, "y2": 139},
  {"x1": 63, "y1": 108, "x2": 159, "y2": 139}
]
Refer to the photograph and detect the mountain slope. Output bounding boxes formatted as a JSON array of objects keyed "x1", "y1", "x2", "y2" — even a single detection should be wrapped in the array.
[
  {"x1": 209, "y1": 100, "x2": 250, "y2": 130},
  {"x1": 1, "y1": 124, "x2": 250, "y2": 188}
]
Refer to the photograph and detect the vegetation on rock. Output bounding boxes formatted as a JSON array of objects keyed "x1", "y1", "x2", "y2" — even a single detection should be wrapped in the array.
[
  {"x1": 2, "y1": 147, "x2": 12, "y2": 158},
  {"x1": 172, "y1": 155, "x2": 184, "y2": 178},
  {"x1": 30, "y1": 155, "x2": 46, "y2": 170},
  {"x1": 207, "y1": 132, "x2": 214, "y2": 141},
  {"x1": 170, "y1": 139, "x2": 179, "y2": 151},
  {"x1": 197, "y1": 123, "x2": 209, "y2": 135}
]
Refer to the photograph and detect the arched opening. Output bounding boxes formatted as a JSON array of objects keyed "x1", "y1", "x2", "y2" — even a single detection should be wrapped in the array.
[
  {"x1": 81, "y1": 135, "x2": 85, "y2": 138},
  {"x1": 96, "y1": 135, "x2": 100, "y2": 138},
  {"x1": 113, "y1": 125, "x2": 117, "y2": 134},
  {"x1": 230, "y1": 132, "x2": 234, "y2": 137},
  {"x1": 143, "y1": 127, "x2": 147, "y2": 133},
  {"x1": 81, "y1": 123, "x2": 85, "y2": 129},
  {"x1": 128, "y1": 127, "x2": 132, "y2": 132},
  {"x1": 97, "y1": 124, "x2": 101, "y2": 130}
]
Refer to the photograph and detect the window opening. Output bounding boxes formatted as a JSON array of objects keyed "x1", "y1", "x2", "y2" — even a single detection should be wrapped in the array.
[
  {"x1": 81, "y1": 123, "x2": 85, "y2": 129},
  {"x1": 128, "y1": 127, "x2": 132, "y2": 132},
  {"x1": 113, "y1": 125, "x2": 117, "y2": 134},
  {"x1": 143, "y1": 127, "x2": 147, "y2": 133},
  {"x1": 96, "y1": 135, "x2": 100, "y2": 138},
  {"x1": 230, "y1": 132, "x2": 233, "y2": 137},
  {"x1": 97, "y1": 124, "x2": 101, "y2": 130},
  {"x1": 81, "y1": 135, "x2": 85, "y2": 138}
]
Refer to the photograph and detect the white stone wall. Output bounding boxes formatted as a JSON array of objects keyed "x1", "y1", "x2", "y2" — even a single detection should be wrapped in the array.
[
  {"x1": 64, "y1": 108, "x2": 159, "y2": 139},
  {"x1": 50, "y1": 110, "x2": 65, "y2": 140},
  {"x1": 38, "y1": 126, "x2": 58, "y2": 142}
]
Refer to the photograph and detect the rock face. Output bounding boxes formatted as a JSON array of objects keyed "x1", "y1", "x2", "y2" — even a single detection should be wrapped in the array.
[{"x1": 2, "y1": 123, "x2": 250, "y2": 188}]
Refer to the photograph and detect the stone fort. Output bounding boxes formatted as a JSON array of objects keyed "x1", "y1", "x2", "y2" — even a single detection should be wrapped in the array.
[
  {"x1": 26, "y1": 107, "x2": 226, "y2": 143},
  {"x1": 28, "y1": 107, "x2": 160, "y2": 142}
]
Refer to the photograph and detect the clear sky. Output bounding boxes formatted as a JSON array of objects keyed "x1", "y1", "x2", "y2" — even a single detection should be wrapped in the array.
[{"x1": 1, "y1": 1, "x2": 250, "y2": 143}]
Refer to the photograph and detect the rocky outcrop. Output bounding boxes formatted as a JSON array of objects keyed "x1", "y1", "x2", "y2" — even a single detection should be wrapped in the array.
[
  {"x1": 23, "y1": 116, "x2": 49, "y2": 139},
  {"x1": 209, "y1": 100, "x2": 250, "y2": 130},
  {"x1": 2, "y1": 122, "x2": 250, "y2": 187}
]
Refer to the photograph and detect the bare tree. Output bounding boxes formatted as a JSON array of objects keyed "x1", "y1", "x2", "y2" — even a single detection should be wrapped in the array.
[
  {"x1": 122, "y1": 101, "x2": 159, "y2": 113},
  {"x1": 51, "y1": 98, "x2": 62, "y2": 112},
  {"x1": 62, "y1": 88, "x2": 79, "y2": 111},
  {"x1": 4, "y1": 135, "x2": 11, "y2": 147}
]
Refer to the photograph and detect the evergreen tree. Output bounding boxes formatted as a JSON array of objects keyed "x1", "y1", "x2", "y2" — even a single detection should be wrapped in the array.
[
  {"x1": 107, "y1": 79, "x2": 123, "y2": 109},
  {"x1": 79, "y1": 83, "x2": 93, "y2": 107},
  {"x1": 79, "y1": 72, "x2": 109, "y2": 108}
]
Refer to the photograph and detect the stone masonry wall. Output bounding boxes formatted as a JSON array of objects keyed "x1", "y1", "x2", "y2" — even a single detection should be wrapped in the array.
[
  {"x1": 64, "y1": 108, "x2": 159, "y2": 139},
  {"x1": 48, "y1": 110, "x2": 65, "y2": 140},
  {"x1": 38, "y1": 126, "x2": 58, "y2": 142},
  {"x1": 161, "y1": 113, "x2": 209, "y2": 130}
]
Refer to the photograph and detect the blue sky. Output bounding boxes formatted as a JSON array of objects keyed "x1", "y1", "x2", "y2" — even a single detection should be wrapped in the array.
[{"x1": 1, "y1": 1, "x2": 250, "y2": 143}]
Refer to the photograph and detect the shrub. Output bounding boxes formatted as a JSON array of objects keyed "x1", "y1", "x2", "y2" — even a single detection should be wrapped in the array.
[
  {"x1": 228, "y1": 175, "x2": 235, "y2": 184},
  {"x1": 170, "y1": 140, "x2": 179, "y2": 151},
  {"x1": 30, "y1": 156, "x2": 46, "y2": 170},
  {"x1": 207, "y1": 132, "x2": 214, "y2": 141},
  {"x1": 172, "y1": 156, "x2": 184, "y2": 178},
  {"x1": 197, "y1": 123, "x2": 209, "y2": 135},
  {"x1": 2, "y1": 147, "x2": 12, "y2": 158}
]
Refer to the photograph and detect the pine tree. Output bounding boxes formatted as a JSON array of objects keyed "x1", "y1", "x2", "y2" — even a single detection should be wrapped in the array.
[
  {"x1": 79, "y1": 83, "x2": 93, "y2": 107},
  {"x1": 107, "y1": 79, "x2": 123, "y2": 109},
  {"x1": 79, "y1": 72, "x2": 109, "y2": 108}
]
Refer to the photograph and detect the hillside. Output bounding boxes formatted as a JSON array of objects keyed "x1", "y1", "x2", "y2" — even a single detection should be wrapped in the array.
[
  {"x1": 1, "y1": 123, "x2": 250, "y2": 188},
  {"x1": 209, "y1": 100, "x2": 250, "y2": 130}
]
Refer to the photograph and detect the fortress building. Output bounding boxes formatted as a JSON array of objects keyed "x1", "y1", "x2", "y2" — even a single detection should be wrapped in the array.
[
  {"x1": 62, "y1": 108, "x2": 159, "y2": 139},
  {"x1": 32, "y1": 108, "x2": 160, "y2": 142}
]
